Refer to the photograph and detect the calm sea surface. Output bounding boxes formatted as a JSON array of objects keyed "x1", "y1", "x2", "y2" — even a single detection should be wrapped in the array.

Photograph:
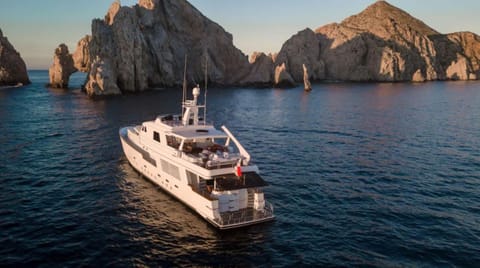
[{"x1": 1, "y1": 70, "x2": 480, "y2": 267}]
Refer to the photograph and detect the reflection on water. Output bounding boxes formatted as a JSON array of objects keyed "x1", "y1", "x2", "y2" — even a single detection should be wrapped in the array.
[
  {"x1": 2, "y1": 71, "x2": 480, "y2": 266},
  {"x1": 116, "y1": 158, "x2": 273, "y2": 266},
  {"x1": 117, "y1": 158, "x2": 212, "y2": 233}
]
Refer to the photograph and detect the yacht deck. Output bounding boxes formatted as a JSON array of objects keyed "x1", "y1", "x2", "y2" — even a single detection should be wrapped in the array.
[{"x1": 211, "y1": 202, "x2": 275, "y2": 229}]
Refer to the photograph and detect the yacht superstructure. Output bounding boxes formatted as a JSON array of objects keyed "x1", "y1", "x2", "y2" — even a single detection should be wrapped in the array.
[{"x1": 119, "y1": 85, "x2": 274, "y2": 229}]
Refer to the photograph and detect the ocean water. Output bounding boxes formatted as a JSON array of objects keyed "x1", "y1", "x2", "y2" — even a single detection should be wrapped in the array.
[{"x1": 1, "y1": 70, "x2": 480, "y2": 267}]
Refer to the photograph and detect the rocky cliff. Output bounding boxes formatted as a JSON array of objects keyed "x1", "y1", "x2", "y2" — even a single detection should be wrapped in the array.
[
  {"x1": 241, "y1": 52, "x2": 274, "y2": 87},
  {"x1": 274, "y1": 0, "x2": 480, "y2": 83},
  {"x1": 73, "y1": 35, "x2": 92, "y2": 73},
  {"x1": 56, "y1": 0, "x2": 480, "y2": 95},
  {"x1": 0, "y1": 28, "x2": 30, "y2": 86},
  {"x1": 70, "y1": 0, "x2": 251, "y2": 96},
  {"x1": 49, "y1": 44, "x2": 76, "y2": 88}
]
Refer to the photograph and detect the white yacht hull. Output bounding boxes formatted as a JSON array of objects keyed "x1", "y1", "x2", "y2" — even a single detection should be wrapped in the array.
[{"x1": 120, "y1": 127, "x2": 274, "y2": 229}]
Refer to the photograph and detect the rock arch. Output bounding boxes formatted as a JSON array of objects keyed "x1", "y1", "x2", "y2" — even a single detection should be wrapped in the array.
[{"x1": 48, "y1": 35, "x2": 91, "y2": 89}]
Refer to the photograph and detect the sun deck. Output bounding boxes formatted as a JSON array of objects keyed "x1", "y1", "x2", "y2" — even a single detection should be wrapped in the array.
[{"x1": 151, "y1": 114, "x2": 247, "y2": 170}]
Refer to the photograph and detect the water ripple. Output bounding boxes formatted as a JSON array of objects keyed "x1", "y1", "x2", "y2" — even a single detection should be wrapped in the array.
[{"x1": 1, "y1": 72, "x2": 480, "y2": 266}]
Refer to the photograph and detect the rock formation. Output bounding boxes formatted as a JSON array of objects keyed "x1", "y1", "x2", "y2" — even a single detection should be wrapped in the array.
[
  {"x1": 0, "y1": 28, "x2": 30, "y2": 86},
  {"x1": 314, "y1": 1, "x2": 440, "y2": 82},
  {"x1": 274, "y1": 63, "x2": 295, "y2": 88},
  {"x1": 241, "y1": 52, "x2": 274, "y2": 87},
  {"x1": 72, "y1": 35, "x2": 92, "y2": 72},
  {"x1": 274, "y1": 28, "x2": 325, "y2": 82},
  {"x1": 71, "y1": 0, "x2": 251, "y2": 96},
  {"x1": 303, "y1": 64, "x2": 312, "y2": 91},
  {"x1": 56, "y1": 0, "x2": 480, "y2": 95},
  {"x1": 271, "y1": 0, "x2": 480, "y2": 84},
  {"x1": 49, "y1": 44, "x2": 76, "y2": 88},
  {"x1": 84, "y1": 56, "x2": 120, "y2": 96}
]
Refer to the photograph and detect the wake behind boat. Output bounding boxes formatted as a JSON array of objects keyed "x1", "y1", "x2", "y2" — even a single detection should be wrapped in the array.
[{"x1": 119, "y1": 84, "x2": 274, "y2": 229}]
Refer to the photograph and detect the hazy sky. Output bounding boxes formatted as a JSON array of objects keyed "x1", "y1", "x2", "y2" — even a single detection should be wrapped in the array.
[{"x1": 0, "y1": 0, "x2": 478, "y2": 69}]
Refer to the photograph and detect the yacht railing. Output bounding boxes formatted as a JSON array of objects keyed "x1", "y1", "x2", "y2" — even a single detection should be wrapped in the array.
[
  {"x1": 214, "y1": 201, "x2": 274, "y2": 227},
  {"x1": 158, "y1": 115, "x2": 213, "y2": 127},
  {"x1": 180, "y1": 151, "x2": 242, "y2": 170}
]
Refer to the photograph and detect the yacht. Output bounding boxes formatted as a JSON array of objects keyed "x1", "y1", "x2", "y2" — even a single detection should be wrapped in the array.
[{"x1": 119, "y1": 85, "x2": 275, "y2": 229}]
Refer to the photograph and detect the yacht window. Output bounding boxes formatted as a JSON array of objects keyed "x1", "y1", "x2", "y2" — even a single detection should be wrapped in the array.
[
  {"x1": 206, "y1": 179, "x2": 214, "y2": 192},
  {"x1": 161, "y1": 159, "x2": 180, "y2": 180},
  {"x1": 186, "y1": 171, "x2": 199, "y2": 189},
  {"x1": 153, "y1": 131, "x2": 160, "y2": 143},
  {"x1": 166, "y1": 135, "x2": 181, "y2": 149}
]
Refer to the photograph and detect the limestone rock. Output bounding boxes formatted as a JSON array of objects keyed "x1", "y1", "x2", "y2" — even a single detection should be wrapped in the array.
[
  {"x1": 105, "y1": 0, "x2": 121, "y2": 25},
  {"x1": 376, "y1": 47, "x2": 406, "y2": 81},
  {"x1": 446, "y1": 32, "x2": 480, "y2": 78},
  {"x1": 271, "y1": 52, "x2": 279, "y2": 63},
  {"x1": 138, "y1": 0, "x2": 158, "y2": 10},
  {"x1": 0, "y1": 28, "x2": 30, "y2": 86},
  {"x1": 70, "y1": 0, "x2": 251, "y2": 96},
  {"x1": 315, "y1": 1, "x2": 438, "y2": 82},
  {"x1": 275, "y1": 0, "x2": 480, "y2": 83},
  {"x1": 49, "y1": 44, "x2": 76, "y2": 88},
  {"x1": 73, "y1": 35, "x2": 92, "y2": 72},
  {"x1": 445, "y1": 54, "x2": 470, "y2": 80},
  {"x1": 241, "y1": 52, "x2": 274, "y2": 87},
  {"x1": 412, "y1": 69, "x2": 426, "y2": 82},
  {"x1": 275, "y1": 28, "x2": 325, "y2": 82},
  {"x1": 340, "y1": 0, "x2": 438, "y2": 38},
  {"x1": 84, "y1": 56, "x2": 121, "y2": 97},
  {"x1": 105, "y1": 6, "x2": 149, "y2": 92},
  {"x1": 303, "y1": 64, "x2": 312, "y2": 91},
  {"x1": 58, "y1": 0, "x2": 480, "y2": 93},
  {"x1": 274, "y1": 63, "x2": 295, "y2": 88}
]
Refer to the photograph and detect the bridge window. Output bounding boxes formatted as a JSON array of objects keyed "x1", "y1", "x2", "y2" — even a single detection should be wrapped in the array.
[
  {"x1": 166, "y1": 135, "x2": 181, "y2": 149},
  {"x1": 153, "y1": 131, "x2": 160, "y2": 143}
]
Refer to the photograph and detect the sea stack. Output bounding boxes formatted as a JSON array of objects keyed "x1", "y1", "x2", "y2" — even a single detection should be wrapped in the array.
[
  {"x1": 72, "y1": 35, "x2": 92, "y2": 73},
  {"x1": 303, "y1": 64, "x2": 312, "y2": 91},
  {"x1": 48, "y1": 44, "x2": 77, "y2": 88},
  {"x1": 241, "y1": 52, "x2": 275, "y2": 87},
  {"x1": 56, "y1": 0, "x2": 480, "y2": 95},
  {"x1": 0, "y1": 28, "x2": 30, "y2": 86},
  {"x1": 274, "y1": 63, "x2": 296, "y2": 88},
  {"x1": 68, "y1": 0, "x2": 251, "y2": 96}
]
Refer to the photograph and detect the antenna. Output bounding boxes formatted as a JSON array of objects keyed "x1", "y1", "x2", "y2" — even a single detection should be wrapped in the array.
[
  {"x1": 204, "y1": 50, "x2": 208, "y2": 125},
  {"x1": 182, "y1": 54, "x2": 187, "y2": 115}
]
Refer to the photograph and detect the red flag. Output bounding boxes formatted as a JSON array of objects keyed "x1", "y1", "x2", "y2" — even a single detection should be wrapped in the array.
[{"x1": 235, "y1": 165, "x2": 242, "y2": 177}]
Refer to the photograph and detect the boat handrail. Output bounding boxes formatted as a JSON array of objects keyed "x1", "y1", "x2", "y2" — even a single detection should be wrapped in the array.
[
  {"x1": 214, "y1": 201, "x2": 274, "y2": 227},
  {"x1": 161, "y1": 118, "x2": 213, "y2": 128},
  {"x1": 221, "y1": 126, "x2": 251, "y2": 165}
]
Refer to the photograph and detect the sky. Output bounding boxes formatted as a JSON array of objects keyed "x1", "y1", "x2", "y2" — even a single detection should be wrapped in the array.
[{"x1": 0, "y1": 0, "x2": 479, "y2": 69}]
